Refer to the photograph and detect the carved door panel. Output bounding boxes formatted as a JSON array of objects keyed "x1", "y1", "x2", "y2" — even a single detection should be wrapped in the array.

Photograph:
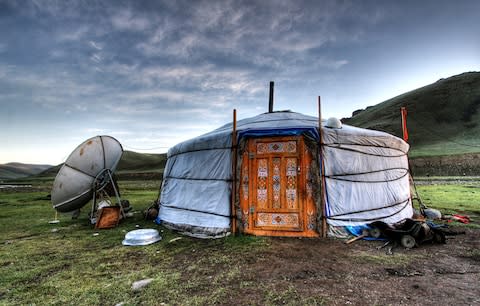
[{"x1": 240, "y1": 136, "x2": 318, "y2": 237}]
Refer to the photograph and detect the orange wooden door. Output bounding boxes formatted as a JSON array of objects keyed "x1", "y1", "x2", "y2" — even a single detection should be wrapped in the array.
[{"x1": 240, "y1": 136, "x2": 318, "y2": 237}]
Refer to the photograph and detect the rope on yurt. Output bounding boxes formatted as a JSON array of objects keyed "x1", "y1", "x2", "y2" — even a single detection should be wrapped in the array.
[
  {"x1": 321, "y1": 142, "x2": 411, "y2": 222},
  {"x1": 407, "y1": 158, "x2": 427, "y2": 211},
  {"x1": 163, "y1": 175, "x2": 232, "y2": 182},
  {"x1": 325, "y1": 141, "x2": 408, "y2": 153},
  {"x1": 158, "y1": 202, "x2": 232, "y2": 218},
  {"x1": 326, "y1": 198, "x2": 411, "y2": 222},
  {"x1": 323, "y1": 144, "x2": 407, "y2": 158},
  {"x1": 236, "y1": 117, "x2": 318, "y2": 127},
  {"x1": 324, "y1": 167, "x2": 409, "y2": 183},
  {"x1": 167, "y1": 146, "x2": 231, "y2": 159}
]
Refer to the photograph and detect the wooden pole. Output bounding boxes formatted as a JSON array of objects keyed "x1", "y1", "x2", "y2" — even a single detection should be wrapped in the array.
[
  {"x1": 318, "y1": 96, "x2": 327, "y2": 238},
  {"x1": 231, "y1": 109, "x2": 238, "y2": 235},
  {"x1": 401, "y1": 106, "x2": 409, "y2": 142}
]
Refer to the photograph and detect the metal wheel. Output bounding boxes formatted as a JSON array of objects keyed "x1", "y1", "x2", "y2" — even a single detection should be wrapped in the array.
[
  {"x1": 369, "y1": 227, "x2": 382, "y2": 239},
  {"x1": 401, "y1": 235, "x2": 416, "y2": 249},
  {"x1": 433, "y1": 232, "x2": 446, "y2": 244}
]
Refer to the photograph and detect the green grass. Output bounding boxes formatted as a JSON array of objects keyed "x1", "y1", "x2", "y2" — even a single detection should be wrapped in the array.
[
  {"x1": 344, "y1": 72, "x2": 480, "y2": 157},
  {"x1": 0, "y1": 179, "x2": 270, "y2": 305},
  {"x1": 414, "y1": 176, "x2": 480, "y2": 181},
  {"x1": 415, "y1": 184, "x2": 480, "y2": 214},
  {"x1": 1, "y1": 179, "x2": 479, "y2": 304},
  {"x1": 409, "y1": 140, "x2": 480, "y2": 158}
]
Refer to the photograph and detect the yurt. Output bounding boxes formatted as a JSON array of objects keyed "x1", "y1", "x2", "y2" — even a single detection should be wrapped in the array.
[{"x1": 155, "y1": 110, "x2": 412, "y2": 238}]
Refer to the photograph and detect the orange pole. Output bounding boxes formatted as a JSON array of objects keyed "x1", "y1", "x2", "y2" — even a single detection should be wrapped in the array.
[
  {"x1": 401, "y1": 107, "x2": 409, "y2": 142},
  {"x1": 318, "y1": 97, "x2": 327, "y2": 238},
  {"x1": 231, "y1": 109, "x2": 237, "y2": 235}
]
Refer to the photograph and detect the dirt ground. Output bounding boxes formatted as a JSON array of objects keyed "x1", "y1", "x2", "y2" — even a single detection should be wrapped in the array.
[{"x1": 171, "y1": 226, "x2": 480, "y2": 305}]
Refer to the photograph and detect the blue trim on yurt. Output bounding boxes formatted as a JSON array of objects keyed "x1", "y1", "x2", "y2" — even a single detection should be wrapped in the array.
[{"x1": 237, "y1": 127, "x2": 319, "y2": 140}]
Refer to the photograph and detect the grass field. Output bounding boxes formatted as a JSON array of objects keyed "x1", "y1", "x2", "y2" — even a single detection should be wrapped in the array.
[
  {"x1": 1, "y1": 178, "x2": 479, "y2": 305},
  {"x1": 0, "y1": 179, "x2": 268, "y2": 305}
]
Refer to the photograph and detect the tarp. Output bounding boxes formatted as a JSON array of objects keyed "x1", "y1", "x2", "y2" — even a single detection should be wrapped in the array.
[{"x1": 156, "y1": 111, "x2": 412, "y2": 238}]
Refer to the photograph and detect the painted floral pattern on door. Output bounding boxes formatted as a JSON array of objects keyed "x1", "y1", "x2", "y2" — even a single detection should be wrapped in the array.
[
  {"x1": 240, "y1": 136, "x2": 319, "y2": 237},
  {"x1": 242, "y1": 158, "x2": 249, "y2": 201},
  {"x1": 257, "y1": 213, "x2": 300, "y2": 227},
  {"x1": 256, "y1": 141, "x2": 297, "y2": 154},
  {"x1": 286, "y1": 158, "x2": 297, "y2": 209},
  {"x1": 272, "y1": 158, "x2": 281, "y2": 208},
  {"x1": 257, "y1": 159, "x2": 268, "y2": 208}
]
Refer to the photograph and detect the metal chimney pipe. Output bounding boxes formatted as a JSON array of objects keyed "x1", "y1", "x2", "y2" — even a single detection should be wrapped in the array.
[{"x1": 268, "y1": 81, "x2": 274, "y2": 113}]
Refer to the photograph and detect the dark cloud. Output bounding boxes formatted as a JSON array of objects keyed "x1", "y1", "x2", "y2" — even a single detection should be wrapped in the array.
[{"x1": 1, "y1": 0, "x2": 479, "y2": 163}]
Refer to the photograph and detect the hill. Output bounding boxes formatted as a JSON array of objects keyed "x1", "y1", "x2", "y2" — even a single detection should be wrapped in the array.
[
  {"x1": 0, "y1": 163, "x2": 52, "y2": 180},
  {"x1": 116, "y1": 150, "x2": 167, "y2": 172},
  {"x1": 343, "y1": 72, "x2": 480, "y2": 159},
  {"x1": 36, "y1": 150, "x2": 167, "y2": 179}
]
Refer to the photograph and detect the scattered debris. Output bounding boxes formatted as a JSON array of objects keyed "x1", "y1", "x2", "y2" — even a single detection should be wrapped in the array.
[
  {"x1": 95, "y1": 206, "x2": 121, "y2": 229},
  {"x1": 49, "y1": 211, "x2": 60, "y2": 224},
  {"x1": 445, "y1": 214, "x2": 471, "y2": 224},
  {"x1": 345, "y1": 230, "x2": 368, "y2": 244},
  {"x1": 71, "y1": 209, "x2": 81, "y2": 219},
  {"x1": 119, "y1": 200, "x2": 132, "y2": 213},
  {"x1": 122, "y1": 229, "x2": 162, "y2": 246},
  {"x1": 385, "y1": 268, "x2": 424, "y2": 277},
  {"x1": 144, "y1": 201, "x2": 159, "y2": 220},
  {"x1": 422, "y1": 208, "x2": 442, "y2": 220},
  {"x1": 93, "y1": 233, "x2": 99, "y2": 236},
  {"x1": 131, "y1": 278, "x2": 154, "y2": 291},
  {"x1": 168, "y1": 237, "x2": 183, "y2": 243},
  {"x1": 369, "y1": 218, "x2": 446, "y2": 250}
]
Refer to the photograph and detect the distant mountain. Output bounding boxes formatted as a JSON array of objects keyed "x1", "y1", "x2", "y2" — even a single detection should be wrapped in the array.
[
  {"x1": 117, "y1": 150, "x2": 167, "y2": 172},
  {"x1": 0, "y1": 163, "x2": 53, "y2": 180},
  {"x1": 37, "y1": 150, "x2": 167, "y2": 178},
  {"x1": 343, "y1": 72, "x2": 480, "y2": 158}
]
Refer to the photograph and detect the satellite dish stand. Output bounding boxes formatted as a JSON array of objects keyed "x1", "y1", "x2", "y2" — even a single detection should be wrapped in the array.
[{"x1": 90, "y1": 168, "x2": 125, "y2": 224}]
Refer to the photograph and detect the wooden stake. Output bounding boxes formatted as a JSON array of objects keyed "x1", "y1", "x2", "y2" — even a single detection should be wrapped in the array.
[
  {"x1": 401, "y1": 106, "x2": 409, "y2": 142},
  {"x1": 318, "y1": 96, "x2": 327, "y2": 238},
  {"x1": 345, "y1": 234, "x2": 367, "y2": 244},
  {"x1": 231, "y1": 109, "x2": 238, "y2": 235}
]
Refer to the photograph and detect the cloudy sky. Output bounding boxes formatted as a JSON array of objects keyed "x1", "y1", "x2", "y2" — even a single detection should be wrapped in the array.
[{"x1": 1, "y1": 0, "x2": 479, "y2": 165}]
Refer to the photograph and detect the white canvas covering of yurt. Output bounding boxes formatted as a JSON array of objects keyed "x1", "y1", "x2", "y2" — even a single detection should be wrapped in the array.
[{"x1": 155, "y1": 111, "x2": 412, "y2": 238}]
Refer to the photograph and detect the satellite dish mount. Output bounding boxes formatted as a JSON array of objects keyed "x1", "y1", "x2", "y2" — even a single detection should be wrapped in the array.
[{"x1": 90, "y1": 168, "x2": 125, "y2": 224}]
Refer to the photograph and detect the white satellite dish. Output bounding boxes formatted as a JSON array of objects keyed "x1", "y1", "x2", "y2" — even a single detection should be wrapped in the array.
[{"x1": 51, "y1": 135, "x2": 123, "y2": 213}]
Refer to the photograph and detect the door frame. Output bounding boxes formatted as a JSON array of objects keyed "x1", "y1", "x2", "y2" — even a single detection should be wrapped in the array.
[{"x1": 239, "y1": 135, "x2": 319, "y2": 237}]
